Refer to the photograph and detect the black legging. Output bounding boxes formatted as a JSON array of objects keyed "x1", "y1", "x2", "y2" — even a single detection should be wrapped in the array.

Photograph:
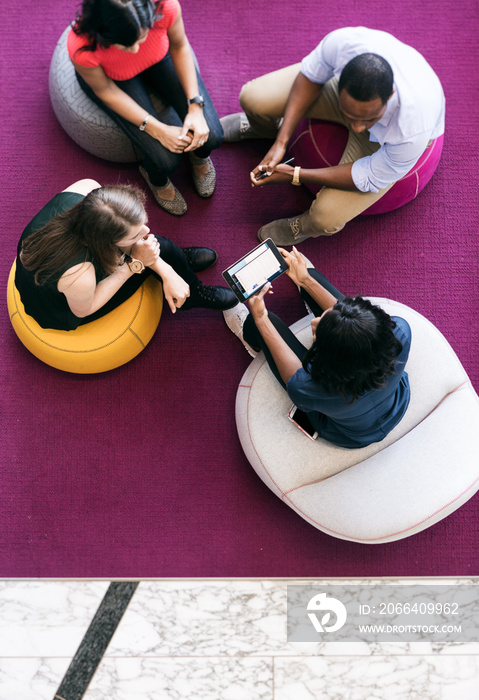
[
  {"x1": 242, "y1": 269, "x2": 345, "y2": 388},
  {"x1": 76, "y1": 50, "x2": 223, "y2": 187}
]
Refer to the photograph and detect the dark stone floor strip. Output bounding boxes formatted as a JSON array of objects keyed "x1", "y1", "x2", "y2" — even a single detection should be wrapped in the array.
[{"x1": 53, "y1": 581, "x2": 139, "y2": 700}]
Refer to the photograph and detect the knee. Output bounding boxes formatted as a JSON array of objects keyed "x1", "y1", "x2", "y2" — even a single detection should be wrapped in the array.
[
  {"x1": 148, "y1": 147, "x2": 183, "y2": 175},
  {"x1": 239, "y1": 79, "x2": 257, "y2": 114},
  {"x1": 307, "y1": 202, "x2": 347, "y2": 237},
  {"x1": 63, "y1": 179, "x2": 101, "y2": 195},
  {"x1": 206, "y1": 124, "x2": 223, "y2": 151}
]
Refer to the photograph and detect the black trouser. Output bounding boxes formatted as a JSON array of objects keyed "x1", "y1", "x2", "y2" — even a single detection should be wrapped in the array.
[
  {"x1": 76, "y1": 51, "x2": 223, "y2": 187},
  {"x1": 242, "y1": 269, "x2": 345, "y2": 388}
]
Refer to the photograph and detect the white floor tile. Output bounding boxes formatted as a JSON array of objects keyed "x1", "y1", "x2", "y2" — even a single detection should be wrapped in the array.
[
  {"x1": 105, "y1": 579, "x2": 479, "y2": 657},
  {"x1": 0, "y1": 658, "x2": 71, "y2": 700},
  {"x1": 84, "y1": 657, "x2": 272, "y2": 700},
  {"x1": 0, "y1": 581, "x2": 109, "y2": 656},
  {"x1": 274, "y1": 656, "x2": 479, "y2": 700}
]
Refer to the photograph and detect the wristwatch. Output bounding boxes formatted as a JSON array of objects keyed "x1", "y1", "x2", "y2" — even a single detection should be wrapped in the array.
[
  {"x1": 187, "y1": 95, "x2": 205, "y2": 107},
  {"x1": 292, "y1": 166, "x2": 302, "y2": 186},
  {"x1": 124, "y1": 254, "x2": 145, "y2": 274}
]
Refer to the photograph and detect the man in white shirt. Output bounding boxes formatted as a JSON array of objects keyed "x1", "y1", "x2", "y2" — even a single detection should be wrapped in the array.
[{"x1": 221, "y1": 27, "x2": 445, "y2": 245}]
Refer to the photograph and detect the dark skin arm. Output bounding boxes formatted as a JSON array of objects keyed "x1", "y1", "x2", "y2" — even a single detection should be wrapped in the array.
[
  {"x1": 250, "y1": 73, "x2": 358, "y2": 191},
  {"x1": 251, "y1": 162, "x2": 357, "y2": 191},
  {"x1": 247, "y1": 284, "x2": 302, "y2": 383}
]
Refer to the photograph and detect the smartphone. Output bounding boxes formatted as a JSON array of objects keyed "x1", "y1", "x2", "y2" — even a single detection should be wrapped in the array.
[
  {"x1": 222, "y1": 238, "x2": 289, "y2": 303},
  {"x1": 256, "y1": 156, "x2": 295, "y2": 180},
  {"x1": 288, "y1": 404, "x2": 319, "y2": 441}
]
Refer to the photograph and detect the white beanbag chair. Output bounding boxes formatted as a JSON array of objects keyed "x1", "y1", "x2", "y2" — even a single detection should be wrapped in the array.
[{"x1": 236, "y1": 299, "x2": 479, "y2": 543}]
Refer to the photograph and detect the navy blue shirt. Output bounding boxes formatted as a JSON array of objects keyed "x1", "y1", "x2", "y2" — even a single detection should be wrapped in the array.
[{"x1": 287, "y1": 317, "x2": 411, "y2": 448}]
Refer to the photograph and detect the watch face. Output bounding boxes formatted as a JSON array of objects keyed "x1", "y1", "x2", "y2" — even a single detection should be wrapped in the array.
[
  {"x1": 189, "y1": 95, "x2": 204, "y2": 106},
  {"x1": 129, "y1": 260, "x2": 144, "y2": 273}
]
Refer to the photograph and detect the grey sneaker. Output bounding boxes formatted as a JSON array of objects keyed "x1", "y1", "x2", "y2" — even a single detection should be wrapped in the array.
[
  {"x1": 139, "y1": 166, "x2": 187, "y2": 216},
  {"x1": 257, "y1": 216, "x2": 310, "y2": 245},
  {"x1": 220, "y1": 112, "x2": 265, "y2": 143},
  {"x1": 223, "y1": 303, "x2": 258, "y2": 357}
]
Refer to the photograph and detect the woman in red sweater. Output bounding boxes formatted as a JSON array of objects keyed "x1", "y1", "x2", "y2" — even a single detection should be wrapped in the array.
[{"x1": 68, "y1": 0, "x2": 223, "y2": 215}]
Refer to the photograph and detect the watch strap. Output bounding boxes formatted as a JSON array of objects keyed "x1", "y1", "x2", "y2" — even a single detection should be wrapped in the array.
[
  {"x1": 139, "y1": 114, "x2": 151, "y2": 131},
  {"x1": 292, "y1": 166, "x2": 301, "y2": 186},
  {"x1": 187, "y1": 95, "x2": 205, "y2": 107}
]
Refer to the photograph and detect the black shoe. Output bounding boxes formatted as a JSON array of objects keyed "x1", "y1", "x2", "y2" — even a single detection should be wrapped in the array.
[
  {"x1": 182, "y1": 284, "x2": 238, "y2": 311},
  {"x1": 182, "y1": 246, "x2": 218, "y2": 272}
]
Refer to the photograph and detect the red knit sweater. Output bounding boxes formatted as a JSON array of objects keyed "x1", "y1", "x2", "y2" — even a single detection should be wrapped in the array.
[{"x1": 67, "y1": 0, "x2": 179, "y2": 80}]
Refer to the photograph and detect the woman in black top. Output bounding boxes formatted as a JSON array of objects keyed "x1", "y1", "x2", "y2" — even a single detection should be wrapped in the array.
[{"x1": 16, "y1": 179, "x2": 236, "y2": 330}]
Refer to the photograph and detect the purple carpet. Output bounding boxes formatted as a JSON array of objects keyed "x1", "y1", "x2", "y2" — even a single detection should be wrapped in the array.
[{"x1": 1, "y1": 0, "x2": 478, "y2": 578}]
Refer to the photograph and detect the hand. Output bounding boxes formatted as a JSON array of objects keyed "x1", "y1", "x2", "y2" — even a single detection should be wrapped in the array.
[
  {"x1": 279, "y1": 246, "x2": 311, "y2": 287},
  {"x1": 250, "y1": 140, "x2": 287, "y2": 185},
  {"x1": 152, "y1": 123, "x2": 193, "y2": 153},
  {"x1": 162, "y1": 269, "x2": 190, "y2": 313},
  {"x1": 250, "y1": 162, "x2": 295, "y2": 187},
  {"x1": 179, "y1": 109, "x2": 210, "y2": 152},
  {"x1": 131, "y1": 234, "x2": 160, "y2": 267},
  {"x1": 247, "y1": 282, "x2": 273, "y2": 323}
]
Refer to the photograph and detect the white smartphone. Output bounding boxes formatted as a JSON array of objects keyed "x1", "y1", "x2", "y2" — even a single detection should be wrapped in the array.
[{"x1": 288, "y1": 404, "x2": 319, "y2": 441}]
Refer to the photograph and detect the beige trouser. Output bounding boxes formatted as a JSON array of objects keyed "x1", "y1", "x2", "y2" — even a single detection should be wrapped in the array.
[{"x1": 240, "y1": 64, "x2": 395, "y2": 236}]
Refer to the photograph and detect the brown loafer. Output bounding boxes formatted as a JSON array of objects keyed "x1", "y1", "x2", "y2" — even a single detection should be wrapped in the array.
[
  {"x1": 190, "y1": 156, "x2": 216, "y2": 198},
  {"x1": 139, "y1": 166, "x2": 187, "y2": 216}
]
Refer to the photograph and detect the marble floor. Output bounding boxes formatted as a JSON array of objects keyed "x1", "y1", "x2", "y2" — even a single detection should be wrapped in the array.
[{"x1": 1, "y1": 579, "x2": 479, "y2": 700}]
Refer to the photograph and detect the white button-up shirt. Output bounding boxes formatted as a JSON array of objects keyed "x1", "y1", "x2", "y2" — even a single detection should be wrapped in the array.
[{"x1": 301, "y1": 27, "x2": 445, "y2": 192}]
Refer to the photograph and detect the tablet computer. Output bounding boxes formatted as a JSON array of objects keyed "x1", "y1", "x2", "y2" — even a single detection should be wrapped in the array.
[{"x1": 222, "y1": 238, "x2": 289, "y2": 303}]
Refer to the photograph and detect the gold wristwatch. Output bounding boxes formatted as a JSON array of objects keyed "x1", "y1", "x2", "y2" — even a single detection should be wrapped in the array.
[
  {"x1": 292, "y1": 165, "x2": 302, "y2": 186},
  {"x1": 124, "y1": 254, "x2": 145, "y2": 274}
]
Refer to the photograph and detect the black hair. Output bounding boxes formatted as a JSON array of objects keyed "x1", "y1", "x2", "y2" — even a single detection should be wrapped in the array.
[
  {"x1": 73, "y1": 0, "x2": 162, "y2": 50},
  {"x1": 338, "y1": 53, "x2": 394, "y2": 104},
  {"x1": 303, "y1": 297, "x2": 403, "y2": 401}
]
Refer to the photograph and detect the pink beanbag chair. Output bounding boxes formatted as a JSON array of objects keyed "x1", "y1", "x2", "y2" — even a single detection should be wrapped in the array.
[{"x1": 288, "y1": 118, "x2": 443, "y2": 215}]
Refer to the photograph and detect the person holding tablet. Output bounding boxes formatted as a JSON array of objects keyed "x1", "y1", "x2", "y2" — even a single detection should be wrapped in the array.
[
  {"x1": 224, "y1": 248, "x2": 411, "y2": 448},
  {"x1": 68, "y1": 0, "x2": 223, "y2": 215}
]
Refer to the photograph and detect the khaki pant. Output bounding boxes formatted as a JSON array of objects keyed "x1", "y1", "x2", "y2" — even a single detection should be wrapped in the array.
[{"x1": 240, "y1": 65, "x2": 394, "y2": 236}]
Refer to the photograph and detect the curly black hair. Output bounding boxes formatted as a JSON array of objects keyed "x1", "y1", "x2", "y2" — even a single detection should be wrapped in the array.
[
  {"x1": 303, "y1": 297, "x2": 403, "y2": 401},
  {"x1": 73, "y1": 0, "x2": 163, "y2": 51}
]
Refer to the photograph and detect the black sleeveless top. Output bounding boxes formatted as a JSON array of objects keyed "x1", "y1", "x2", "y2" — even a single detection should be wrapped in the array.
[{"x1": 15, "y1": 192, "x2": 105, "y2": 330}]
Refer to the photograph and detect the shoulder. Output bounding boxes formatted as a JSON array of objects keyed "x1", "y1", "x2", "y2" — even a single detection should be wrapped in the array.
[
  {"x1": 391, "y1": 316, "x2": 412, "y2": 361},
  {"x1": 57, "y1": 261, "x2": 96, "y2": 293},
  {"x1": 318, "y1": 26, "x2": 374, "y2": 52},
  {"x1": 21, "y1": 192, "x2": 84, "y2": 240},
  {"x1": 67, "y1": 26, "x2": 101, "y2": 67},
  {"x1": 155, "y1": 0, "x2": 180, "y2": 27},
  {"x1": 288, "y1": 367, "x2": 322, "y2": 394},
  {"x1": 392, "y1": 316, "x2": 411, "y2": 342}
]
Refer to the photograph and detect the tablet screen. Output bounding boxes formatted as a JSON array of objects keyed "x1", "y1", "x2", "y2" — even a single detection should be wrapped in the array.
[{"x1": 222, "y1": 239, "x2": 289, "y2": 302}]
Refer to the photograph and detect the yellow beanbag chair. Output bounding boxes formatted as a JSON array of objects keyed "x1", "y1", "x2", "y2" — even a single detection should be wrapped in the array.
[{"x1": 7, "y1": 261, "x2": 163, "y2": 373}]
